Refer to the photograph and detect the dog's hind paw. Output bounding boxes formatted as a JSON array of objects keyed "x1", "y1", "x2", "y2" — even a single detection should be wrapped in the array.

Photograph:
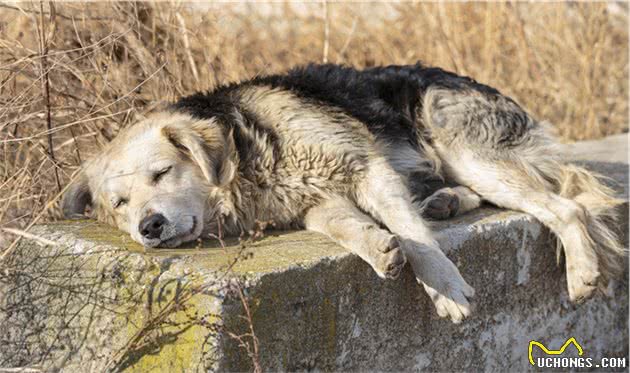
[
  {"x1": 420, "y1": 188, "x2": 460, "y2": 220},
  {"x1": 566, "y1": 263, "x2": 600, "y2": 302},
  {"x1": 422, "y1": 276, "x2": 475, "y2": 323}
]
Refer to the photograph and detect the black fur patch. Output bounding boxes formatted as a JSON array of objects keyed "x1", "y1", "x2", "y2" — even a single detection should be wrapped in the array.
[{"x1": 171, "y1": 63, "x2": 514, "y2": 160}]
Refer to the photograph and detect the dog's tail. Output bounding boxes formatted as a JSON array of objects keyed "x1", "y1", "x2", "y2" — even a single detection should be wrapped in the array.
[{"x1": 552, "y1": 163, "x2": 626, "y2": 281}]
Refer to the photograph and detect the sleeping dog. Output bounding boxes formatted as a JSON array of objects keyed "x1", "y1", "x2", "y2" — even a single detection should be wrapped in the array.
[{"x1": 62, "y1": 63, "x2": 624, "y2": 322}]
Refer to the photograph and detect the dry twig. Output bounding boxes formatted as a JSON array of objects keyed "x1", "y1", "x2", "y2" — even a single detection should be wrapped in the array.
[{"x1": 36, "y1": 1, "x2": 61, "y2": 192}]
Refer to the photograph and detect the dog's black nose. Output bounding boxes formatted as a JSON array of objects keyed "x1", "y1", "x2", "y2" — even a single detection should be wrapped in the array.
[{"x1": 139, "y1": 213, "x2": 166, "y2": 239}]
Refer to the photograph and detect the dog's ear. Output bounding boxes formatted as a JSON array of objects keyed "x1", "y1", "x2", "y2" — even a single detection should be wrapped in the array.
[
  {"x1": 162, "y1": 119, "x2": 237, "y2": 187},
  {"x1": 61, "y1": 173, "x2": 92, "y2": 219}
]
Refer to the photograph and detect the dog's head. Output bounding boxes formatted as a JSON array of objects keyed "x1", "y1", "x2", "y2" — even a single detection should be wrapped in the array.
[{"x1": 62, "y1": 112, "x2": 237, "y2": 247}]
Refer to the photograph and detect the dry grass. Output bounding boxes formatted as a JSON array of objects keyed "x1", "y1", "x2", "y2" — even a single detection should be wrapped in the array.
[{"x1": 0, "y1": 1, "x2": 628, "y2": 249}]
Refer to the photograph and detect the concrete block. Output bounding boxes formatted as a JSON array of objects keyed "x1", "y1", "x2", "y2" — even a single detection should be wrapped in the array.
[{"x1": 0, "y1": 136, "x2": 627, "y2": 371}]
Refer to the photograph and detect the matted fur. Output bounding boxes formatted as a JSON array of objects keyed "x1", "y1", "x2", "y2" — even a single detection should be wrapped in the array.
[{"x1": 62, "y1": 63, "x2": 625, "y2": 322}]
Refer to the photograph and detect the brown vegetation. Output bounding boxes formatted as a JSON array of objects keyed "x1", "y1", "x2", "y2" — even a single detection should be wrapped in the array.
[{"x1": 0, "y1": 2, "x2": 628, "y2": 248}]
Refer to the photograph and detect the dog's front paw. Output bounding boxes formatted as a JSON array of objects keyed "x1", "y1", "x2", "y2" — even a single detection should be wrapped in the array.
[
  {"x1": 374, "y1": 236, "x2": 406, "y2": 279},
  {"x1": 403, "y1": 241, "x2": 475, "y2": 322},
  {"x1": 423, "y1": 280, "x2": 474, "y2": 323},
  {"x1": 420, "y1": 188, "x2": 460, "y2": 220},
  {"x1": 415, "y1": 253, "x2": 475, "y2": 323}
]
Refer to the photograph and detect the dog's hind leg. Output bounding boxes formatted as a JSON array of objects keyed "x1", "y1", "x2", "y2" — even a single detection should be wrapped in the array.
[
  {"x1": 418, "y1": 186, "x2": 482, "y2": 220},
  {"x1": 444, "y1": 164, "x2": 602, "y2": 301},
  {"x1": 354, "y1": 157, "x2": 475, "y2": 323},
  {"x1": 423, "y1": 87, "x2": 624, "y2": 302},
  {"x1": 304, "y1": 197, "x2": 406, "y2": 279},
  {"x1": 405, "y1": 170, "x2": 483, "y2": 220}
]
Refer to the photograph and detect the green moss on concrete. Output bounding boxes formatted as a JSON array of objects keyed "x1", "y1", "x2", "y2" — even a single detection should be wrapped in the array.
[
  {"x1": 51, "y1": 220, "x2": 348, "y2": 275},
  {"x1": 87, "y1": 260, "x2": 225, "y2": 372},
  {"x1": 50, "y1": 220, "x2": 146, "y2": 252},
  {"x1": 122, "y1": 291, "x2": 219, "y2": 373}
]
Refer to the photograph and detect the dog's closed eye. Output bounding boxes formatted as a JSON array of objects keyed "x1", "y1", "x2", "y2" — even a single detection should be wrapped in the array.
[
  {"x1": 152, "y1": 166, "x2": 172, "y2": 184},
  {"x1": 113, "y1": 198, "x2": 128, "y2": 209}
]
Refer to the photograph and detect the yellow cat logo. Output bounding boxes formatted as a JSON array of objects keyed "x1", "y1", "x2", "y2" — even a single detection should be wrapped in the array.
[{"x1": 528, "y1": 337, "x2": 584, "y2": 366}]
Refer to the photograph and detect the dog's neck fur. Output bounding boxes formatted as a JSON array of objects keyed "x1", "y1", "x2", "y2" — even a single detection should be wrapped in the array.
[{"x1": 202, "y1": 172, "x2": 308, "y2": 239}]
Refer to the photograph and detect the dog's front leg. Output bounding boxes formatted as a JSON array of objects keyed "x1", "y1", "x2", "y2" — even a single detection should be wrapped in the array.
[
  {"x1": 356, "y1": 157, "x2": 475, "y2": 323},
  {"x1": 304, "y1": 197, "x2": 406, "y2": 279}
]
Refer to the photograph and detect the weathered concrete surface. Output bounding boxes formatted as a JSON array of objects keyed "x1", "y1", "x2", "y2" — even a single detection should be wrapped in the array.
[
  {"x1": 561, "y1": 133, "x2": 628, "y2": 164},
  {"x1": 0, "y1": 136, "x2": 628, "y2": 372}
]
